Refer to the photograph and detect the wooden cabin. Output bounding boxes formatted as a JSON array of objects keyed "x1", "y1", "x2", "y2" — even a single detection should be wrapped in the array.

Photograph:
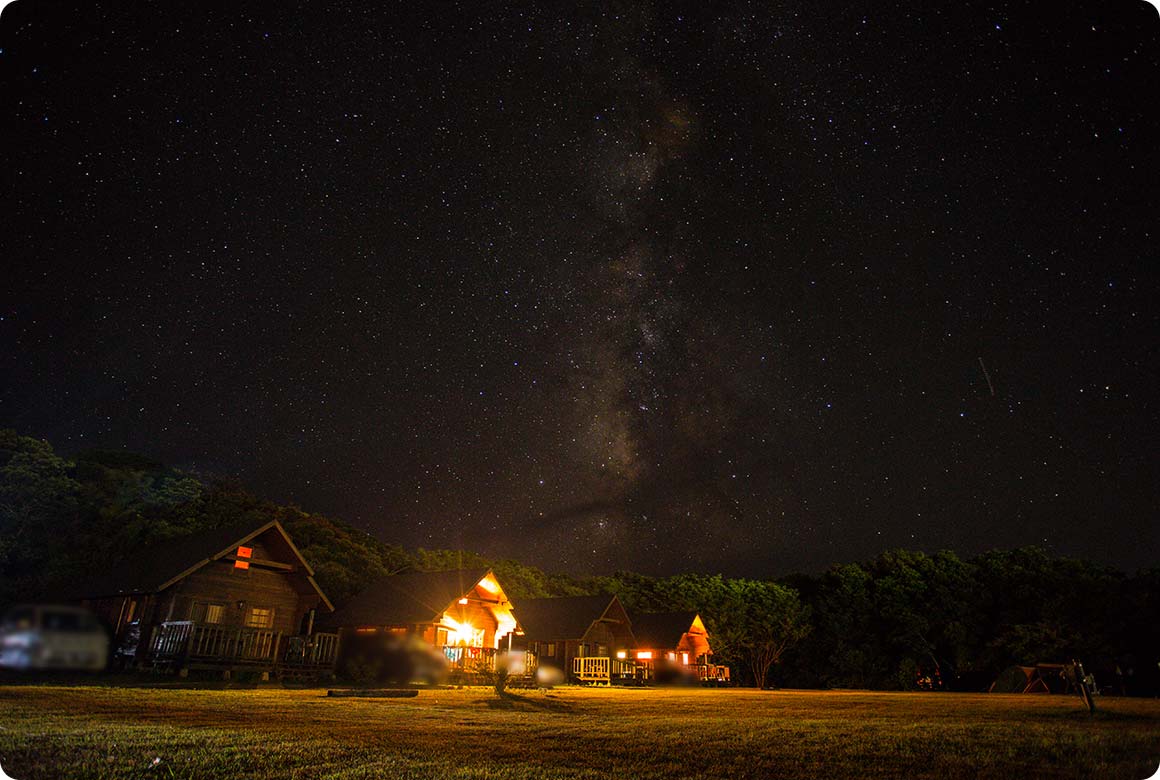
[
  {"x1": 630, "y1": 612, "x2": 729, "y2": 683},
  {"x1": 321, "y1": 569, "x2": 519, "y2": 676},
  {"x1": 81, "y1": 520, "x2": 337, "y2": 677},
  {"x1": 513, "y1": 595, "x2": 636, "y2": 683}
]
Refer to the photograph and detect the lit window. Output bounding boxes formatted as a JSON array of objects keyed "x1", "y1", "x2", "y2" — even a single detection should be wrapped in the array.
[
  {"x1": 246, "y1": 607, "x2": 274, "y2": 629},
  {"x1": 545, "y1": 643, "x2": 556, "y2": 656},
  {"x1": 681, "y1": 652, "x2": 689, "y2": 665},
  {"x1": 616, "y1": 651, "x2": 627, "y2": 659},
  {"x1": 636, "y1": 651, "x2": 653, "y2": 660},
  {"x1": 205, "y1": 605, "x2": 224, "y2": 624}
]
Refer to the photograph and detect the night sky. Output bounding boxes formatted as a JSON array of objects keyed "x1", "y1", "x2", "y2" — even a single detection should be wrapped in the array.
[{"x1": 3, "y1": 2, "x2": 1157, "y2": 577}]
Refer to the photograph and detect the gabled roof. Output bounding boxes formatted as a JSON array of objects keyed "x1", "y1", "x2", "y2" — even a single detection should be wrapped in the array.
[
  {"x1": 513, "y1": 595, "x2": 624, "y2": 641},
  {"x1": 81, "y1": 520, "x2": 333, "y2": 611},
  {"x1": 322, "y1": 568, "x2": 493, "y2": 629},
  {"x1": 631, "y1": 612, "x2": 702, "y2": 649}
]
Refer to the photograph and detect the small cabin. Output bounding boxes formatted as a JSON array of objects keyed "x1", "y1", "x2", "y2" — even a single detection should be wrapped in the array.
[
  {"x1": 630, "y1": 612, "x2": 729, "y2": 683},
  {"x1": 321, "y1": 569, "x2": 519, "y2": 676},
  {"x1": 82, "y1": 520, "x2": 337, "y2": 677},
  {"x1": 514, "y1": 595, "x2": 636, "y2": 683}
]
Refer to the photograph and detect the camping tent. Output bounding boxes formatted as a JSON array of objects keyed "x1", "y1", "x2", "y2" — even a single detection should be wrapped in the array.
[{"x1": 989, "y1": 663, "x2": 1078, "y2": 694}]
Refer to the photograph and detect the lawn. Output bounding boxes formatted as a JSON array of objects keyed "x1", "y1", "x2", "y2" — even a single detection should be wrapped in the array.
[{"x1": 0, "y1": 684, "x2": 1157, "y2": 779}]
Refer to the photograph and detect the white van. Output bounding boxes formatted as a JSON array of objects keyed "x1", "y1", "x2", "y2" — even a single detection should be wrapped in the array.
[{"x1": 0, "y1": 605, "x2": 109, "y2": 671}]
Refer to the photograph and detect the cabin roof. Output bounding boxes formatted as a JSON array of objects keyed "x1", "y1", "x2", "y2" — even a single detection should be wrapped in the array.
[
  {"x1": 512, "y1": 595, "x2": 623, "y2": 641},
  {"x1": 321, "y1": 568, "x2": 493, "y2": 629},
  {"x1": 630, "y1": 611, "x2": 701, "y2": 649},
  {"x1": 80, "y1": 520, "x2": 333, "y2": 610}
]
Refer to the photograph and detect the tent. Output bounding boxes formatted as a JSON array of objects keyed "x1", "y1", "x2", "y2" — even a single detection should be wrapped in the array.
[{"x1": 989, "y1": 663, "x2": 1078, "y2": 694}]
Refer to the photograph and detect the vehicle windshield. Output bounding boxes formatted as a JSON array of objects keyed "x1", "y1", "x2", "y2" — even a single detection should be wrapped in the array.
[
  {"x1": 1, "y1": 607, "x2": 36, "y2": 630},
  {"x1": 42, "y1": 610, "x2": 99, "y2": 631}
]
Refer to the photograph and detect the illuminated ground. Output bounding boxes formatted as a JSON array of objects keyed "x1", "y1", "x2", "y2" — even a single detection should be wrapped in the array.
[{"x1": 0, "y1": 685, "x2": 1157, "y2": 779}]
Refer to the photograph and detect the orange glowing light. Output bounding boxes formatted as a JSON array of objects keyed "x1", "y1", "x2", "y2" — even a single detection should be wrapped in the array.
[
  {"x1": 458, "y1": 597, "x2": 469, "y2": 604},
  {"x1": 616, "y1": 651, "x2": 627, "y2": 659},
  {"x1": 236, "y1": 546, "x2": 253, "y2": 558},
  {"x1": 443, "y1": 616, "x2": 482, "y2": 647},
  {"x1": 636, "y1": 651, "x2": 653, "y2": 660},
  {"x1": 234, "y1": 560, "x2": 250, "y2": 570}
]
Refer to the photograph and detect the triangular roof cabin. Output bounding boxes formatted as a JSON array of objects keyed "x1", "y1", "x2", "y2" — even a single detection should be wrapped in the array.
[
  {"x1": 513, "y1": 594, "x2": 634, "y2": 670},
  {"x1": 322, "y1": 569, "x2": 519, "y2": 650},
  {"x1": 631, "y1": 611, "x2": 713, "y2": 663},
  {"x1": 82, "y1": 520, "x2": 333, "y2": 643}
]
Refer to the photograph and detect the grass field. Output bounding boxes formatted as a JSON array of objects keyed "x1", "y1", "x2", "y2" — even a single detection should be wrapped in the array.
[{"x1": 0, "y1": 684, "x2": 1157, "y2": 779}]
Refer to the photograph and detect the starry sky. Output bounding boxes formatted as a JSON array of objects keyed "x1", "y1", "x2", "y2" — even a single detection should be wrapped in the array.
[{"x1": 2, "y1": 1, "x2": 1157, "y2": 577}]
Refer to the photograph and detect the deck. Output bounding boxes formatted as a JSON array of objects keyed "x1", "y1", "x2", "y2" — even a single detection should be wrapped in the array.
[
  {"x1": 570, "y1": 656, "x2": 731, "y2": 685},
  {"x1": 148, "y1": 621, "x2": 339, "y2": 676}
]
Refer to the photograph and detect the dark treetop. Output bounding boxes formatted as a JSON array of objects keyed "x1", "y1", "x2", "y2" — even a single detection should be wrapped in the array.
[{"x1": 2, "y1": 1, "x2": 1157, "y2": 576}]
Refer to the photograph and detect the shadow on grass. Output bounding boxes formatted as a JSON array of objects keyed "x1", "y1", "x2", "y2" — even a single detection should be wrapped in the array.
[{"x1": 478, "y1": 691, "x2": 575, "y2": 713}]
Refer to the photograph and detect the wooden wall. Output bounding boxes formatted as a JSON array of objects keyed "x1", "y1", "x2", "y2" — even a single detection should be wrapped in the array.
[{"x1": 168, "y1": 559, "x2": 316, "y2": 635}]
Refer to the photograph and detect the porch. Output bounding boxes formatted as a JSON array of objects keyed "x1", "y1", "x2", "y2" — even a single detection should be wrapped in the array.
[
  {"x1": 148, "y1": 621, "x2": 339, "y2": 675},
  {"x1": 570, "y1": 656, "x2": 731, "y2": 685},
  {"x1": 572, "y1": 656, "x2": 637, "y2": 684},
  {"x1": 441, "y1": 645, "x2": 498, "y2": 671},
  {"x1": 633, "y1": 659, "x2": 732, "y2": 683}
]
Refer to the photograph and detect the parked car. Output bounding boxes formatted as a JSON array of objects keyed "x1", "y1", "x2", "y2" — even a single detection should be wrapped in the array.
[{"x1": 0, "y1": 604, "x2": 109, "y2": 671}]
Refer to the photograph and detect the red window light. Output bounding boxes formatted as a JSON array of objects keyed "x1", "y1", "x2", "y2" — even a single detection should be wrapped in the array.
[
  {"x1": 236, "y1": 546, "x2": 253, "y2": 558},
  {"x1": 234, "y1": 560, "x2": 250, "y2": 570}
]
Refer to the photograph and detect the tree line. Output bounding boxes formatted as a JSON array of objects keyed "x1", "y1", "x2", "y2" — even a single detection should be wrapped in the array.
[{"x1": 1, "y1": 430, "x2": 1156, "y2": 692}]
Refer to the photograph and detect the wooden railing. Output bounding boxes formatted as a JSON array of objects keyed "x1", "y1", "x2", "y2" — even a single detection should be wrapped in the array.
[
  {"x1": 571, "y1": 655, "x2": 730, "y2": 684},
  {"x1": 151, "y1": 620, "x2": 195, "y2": 659},
  {"x1": 149, "y1": 621, "x2": 338, "y2": 671},
  {"x1": 441, "y1": 645, "x2": 497, "y2": 670},
  {"x1": 572, "y1": 656, "x2": 636, "y2": 683},
  {"x1": 574, "y1": 656, "x2": 609, "y2": 681},
  {"x1": 186, "y1": 623, "x2": 280, "y2": 662},
  {"x1": 693, "y1": 663, "x2": 731, "y2": 682},
  {"x1": 283, "y1": 632, "x2": 340, "y2": 668}
]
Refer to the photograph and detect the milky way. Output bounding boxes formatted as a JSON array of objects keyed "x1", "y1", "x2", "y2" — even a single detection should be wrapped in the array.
[{"x1": 2, "y1": 1, "x2": 1157, "y2": 575}]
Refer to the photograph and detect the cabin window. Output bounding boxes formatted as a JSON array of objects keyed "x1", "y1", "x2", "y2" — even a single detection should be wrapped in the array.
[
  {"x1": 597, "y1": 644, "x2": 608, "y2": 657},
  {"x1": 246, "y1": 607, "x2": 274, "y2": 629},
  {"x1": 682, "y1": 652, "x2": 689, "y2": 665},
  {"x1": 191, "y1": 602, "x2": 225, "y2": 624},
  {"x1": 545, "y1": 643, "x2": 556, "y2": 657}
]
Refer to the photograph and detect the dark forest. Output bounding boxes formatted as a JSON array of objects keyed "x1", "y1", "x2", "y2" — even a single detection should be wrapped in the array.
[{"x1": 3, "y1": 429, "x2": 1156, "y2": 693}]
